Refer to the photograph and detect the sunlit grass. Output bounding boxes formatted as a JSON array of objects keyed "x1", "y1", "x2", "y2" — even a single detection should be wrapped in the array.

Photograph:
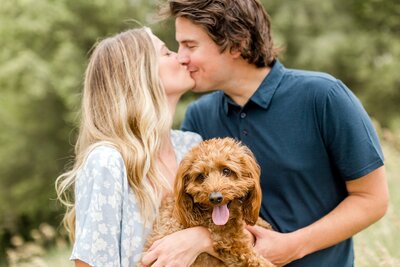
[
  {"x1": 354, "y1": 137, "x2": 400, "y2": 267},
  {"x1": 42, "y1": 247, "x2": 73, "y2": 267}
]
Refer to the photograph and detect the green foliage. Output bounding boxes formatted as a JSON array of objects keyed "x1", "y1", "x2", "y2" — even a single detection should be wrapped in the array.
[
  {"x1": 0, "y1": 0, "x2": 158, "y2": 259},
  {"x1": 0, "y1": 0, "x2": 399, "y2": 263},
  {"x1": 258, "y1": 0, "x2": 400, "y2": 127}
]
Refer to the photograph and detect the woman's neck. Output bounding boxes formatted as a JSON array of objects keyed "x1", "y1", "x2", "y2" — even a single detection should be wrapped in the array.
[
  {"x1": 159, "y1": 134, "x2": 178, "y2": 187},
  {"x1": 167, "y1": 93, "x2": 182, "y2": 119}
]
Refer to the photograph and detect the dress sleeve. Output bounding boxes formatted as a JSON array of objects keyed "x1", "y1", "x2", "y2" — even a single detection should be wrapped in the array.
[{"x1": 70, "y1": 146, "x2": 125, "y2": 267}]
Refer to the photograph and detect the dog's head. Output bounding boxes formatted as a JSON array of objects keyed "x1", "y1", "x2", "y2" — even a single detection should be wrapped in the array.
[{"x1": 174, "y1": 137, "x2": 262, "y2": 227}]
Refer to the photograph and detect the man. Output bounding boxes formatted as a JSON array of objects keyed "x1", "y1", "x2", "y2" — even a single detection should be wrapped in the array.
[{"x1": 167, "y1": 0, "x2": 388, "y2": 266}]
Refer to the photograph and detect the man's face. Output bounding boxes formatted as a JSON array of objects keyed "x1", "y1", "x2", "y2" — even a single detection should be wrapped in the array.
[{"x1": 175, "y1": 17, "x2": 235, "y2": 93}]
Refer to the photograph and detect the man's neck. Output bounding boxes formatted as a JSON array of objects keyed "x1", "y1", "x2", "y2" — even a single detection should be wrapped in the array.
[{"x1": 223, "y1": 65, "x2": 271, "y2": 107}]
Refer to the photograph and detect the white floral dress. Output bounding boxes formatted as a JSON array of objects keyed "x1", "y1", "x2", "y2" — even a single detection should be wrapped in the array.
[{"x1": 70, "y1": 130, "x2": 202, "y2": 267}]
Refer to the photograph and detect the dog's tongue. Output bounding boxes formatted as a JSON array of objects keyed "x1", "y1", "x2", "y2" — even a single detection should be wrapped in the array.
[{"x1": 212, "y1": 204, "x2": 229, "y2": 225}]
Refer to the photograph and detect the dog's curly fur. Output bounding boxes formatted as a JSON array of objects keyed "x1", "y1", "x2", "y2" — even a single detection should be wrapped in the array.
[{"x1": 144, "y1": 138, "x2": 275, "y2": 266}]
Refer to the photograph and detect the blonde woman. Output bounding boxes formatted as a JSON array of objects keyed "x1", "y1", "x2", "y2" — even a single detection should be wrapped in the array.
[{"x1": 56, "y1": 28, "x2": 211, "y2": 267}]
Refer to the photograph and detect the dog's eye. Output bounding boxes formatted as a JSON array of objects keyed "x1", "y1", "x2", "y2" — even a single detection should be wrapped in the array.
[
  {"x1": 196, "y1": 173, "x2": 205, "y2": 182},
  {"x1": 222, "y1": 168, "x2": 232, "y2": 176}
]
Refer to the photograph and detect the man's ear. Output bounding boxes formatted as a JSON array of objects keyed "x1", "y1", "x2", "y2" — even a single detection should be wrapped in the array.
[{"x1": 230, "y1": 47, "x2": 242, "y2": 59}]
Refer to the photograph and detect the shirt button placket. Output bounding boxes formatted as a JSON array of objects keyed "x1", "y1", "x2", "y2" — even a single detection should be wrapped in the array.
[{"x1": 239, "y1": 112, "x2": 248, "y2": 139}]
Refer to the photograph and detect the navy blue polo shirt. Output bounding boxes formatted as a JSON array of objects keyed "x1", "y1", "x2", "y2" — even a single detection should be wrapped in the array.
[{"x1": 181, "y1": 60, "x2": 384, "y2": 267}]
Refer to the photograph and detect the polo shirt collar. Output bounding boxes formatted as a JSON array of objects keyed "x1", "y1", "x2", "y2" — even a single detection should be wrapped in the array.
[{"x1": 222, "y1": 59, "x2": 285, "y2": 114}]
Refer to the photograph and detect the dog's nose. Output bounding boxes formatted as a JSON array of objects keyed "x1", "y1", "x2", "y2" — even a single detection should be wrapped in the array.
[{"x1": 209, "y1": 192, "x2": 223, "y2": 204}]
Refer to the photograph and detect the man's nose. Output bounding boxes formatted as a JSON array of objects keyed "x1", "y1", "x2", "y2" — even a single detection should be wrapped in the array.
[{"x1": 177, "y1": 49, "x2": 190, "y2": 65}]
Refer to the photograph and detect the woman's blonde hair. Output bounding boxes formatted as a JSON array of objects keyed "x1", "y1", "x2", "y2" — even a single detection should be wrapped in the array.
[{"x1": 55, "y1": 28, "x2": 171, "y2": 241}]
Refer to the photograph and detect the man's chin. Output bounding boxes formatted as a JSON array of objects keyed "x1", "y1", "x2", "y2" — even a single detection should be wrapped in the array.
[
  {"x1": 190, "y1": 86, "x2": 206, "y2": 93},
  {"x1": 191, "y1": 85, "x2": 216, "y2": 93}
]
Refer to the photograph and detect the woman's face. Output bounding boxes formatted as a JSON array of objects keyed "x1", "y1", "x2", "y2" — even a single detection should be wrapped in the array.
[{"x1": 150, "y1": 32, "x2": 195, "y2": 97}]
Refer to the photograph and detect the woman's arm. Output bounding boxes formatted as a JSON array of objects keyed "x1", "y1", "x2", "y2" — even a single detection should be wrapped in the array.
[
  {"x1": 71, "y1": 146, "x2": 126, "y2": 266},
  {"x1": 141, "y1": 226, "x2": 256, "y2": 267},
  {"x1": 141, "y1": 226, "x2": 219, "y2": 267}
]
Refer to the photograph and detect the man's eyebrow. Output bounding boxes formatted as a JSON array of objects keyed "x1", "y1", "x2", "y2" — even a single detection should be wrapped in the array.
[{"x1": 179, "y1": 39, "x2": 197, "y2": 44}]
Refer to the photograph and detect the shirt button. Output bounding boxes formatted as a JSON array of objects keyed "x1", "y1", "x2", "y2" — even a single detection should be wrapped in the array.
[
  {"x1": 240, "y1": 112, "x2": 246, "y2": 118},
  {"x1": 242, "y1": 130, "x2": 248, "y2": 136}
]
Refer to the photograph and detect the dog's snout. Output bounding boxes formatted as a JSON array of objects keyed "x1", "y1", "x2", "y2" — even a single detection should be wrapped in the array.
[{"x1": 209, "y1": 192, "x2": 223, "y2": 204}]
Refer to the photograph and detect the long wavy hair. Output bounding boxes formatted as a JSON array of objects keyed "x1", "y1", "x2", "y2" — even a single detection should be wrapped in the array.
[{"x1": 55, "y1": 28, "x2": 172, "y2": 241}]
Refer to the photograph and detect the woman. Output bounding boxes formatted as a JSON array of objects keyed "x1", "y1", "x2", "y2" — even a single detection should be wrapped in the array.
[{"x1": 56, "y1": 28, "x2": 214, "y2": 267}]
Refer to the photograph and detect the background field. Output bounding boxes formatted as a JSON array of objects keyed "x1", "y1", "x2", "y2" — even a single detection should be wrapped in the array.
[{"x1": 1, "y1": 0, "x2": 399, "y2": 266}]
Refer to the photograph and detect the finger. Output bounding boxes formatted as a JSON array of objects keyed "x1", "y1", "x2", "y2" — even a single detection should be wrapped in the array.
[
  {"x1": 149, "y1": 258, "x2": 167, "y2": 267},
  {"x1": 141, "y1": 250, "x2": 158, "y2": 266},
  {"x1": 148, "y1": 238, "x2": 162, "y2": 251},
  {"x1": 246, "y1": 224, "x2": 265, "y2": 237}
]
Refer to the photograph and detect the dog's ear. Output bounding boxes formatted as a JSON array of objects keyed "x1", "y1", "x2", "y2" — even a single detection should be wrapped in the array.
[
  {"x1": 243, "y1": 184, "x2": 262, "y2": 225},
  {"x1": 241, "y1": 146, "x2": 262, "y2": 225},
  {"x1": 173, "y1": 159, "x2": 196, "y2": 227}
]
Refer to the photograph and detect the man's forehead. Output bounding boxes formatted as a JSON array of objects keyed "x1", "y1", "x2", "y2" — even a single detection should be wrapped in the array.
[
  {"x1": 175, "y1": 17, "x2": 204, "y2": 40},
  {"x1": 174, "y1": 17, "x2": 221, "y2": 48}
]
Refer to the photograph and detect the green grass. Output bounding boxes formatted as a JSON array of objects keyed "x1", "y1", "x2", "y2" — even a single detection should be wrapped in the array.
[
  {"x1": 1, "y1": 246, "x2": 72, "y2": 267},
  {"x1": 42, "y1": 247, "x2": 73, "y2": 267}
]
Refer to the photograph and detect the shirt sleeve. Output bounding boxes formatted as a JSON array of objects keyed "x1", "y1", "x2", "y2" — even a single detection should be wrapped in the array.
[
  {"x1": 320, "y1": 80, "x2": 384, "y2": 180},
  {"x1": 70, "y1": 146, "x2": 125, "y2": 267}
]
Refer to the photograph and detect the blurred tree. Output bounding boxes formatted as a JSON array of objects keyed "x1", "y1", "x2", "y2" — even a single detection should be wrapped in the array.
[
  {"x1": 346, "y1": 0, "x2": 400, "y2": 127},
  {"x1": 0, "y1": 0, "x2": 160, "y2": 260},
  {"x1": 258, "y1": 0, "x2": 400, "y2": 127},
  {"x1": 0, "y1": 0, "x2": 399, "y2": 262}
]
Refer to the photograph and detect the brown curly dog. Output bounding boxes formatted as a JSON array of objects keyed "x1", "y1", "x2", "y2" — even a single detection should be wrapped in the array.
[{"x1": 144, "y1": 137, "x2": 275, "y2": 266}]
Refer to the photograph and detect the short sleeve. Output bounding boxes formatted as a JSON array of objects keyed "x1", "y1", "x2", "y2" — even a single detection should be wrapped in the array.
[
  {"x1": 320, "y1": 80, "x2": 384, "y2": 180},
  {"x1": 70, "y1": 146, "x2": 125, "y2": 266}
]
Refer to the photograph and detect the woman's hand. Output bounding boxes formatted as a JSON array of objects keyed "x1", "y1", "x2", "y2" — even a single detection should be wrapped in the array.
[{"x1": 141, "y1": 227, "x2": 213, "y2": 267}]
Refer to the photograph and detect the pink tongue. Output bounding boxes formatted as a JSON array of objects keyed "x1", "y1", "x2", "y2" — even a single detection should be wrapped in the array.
[{"x1": 212, "y1": 204, "x2": 230, "y2": 225}]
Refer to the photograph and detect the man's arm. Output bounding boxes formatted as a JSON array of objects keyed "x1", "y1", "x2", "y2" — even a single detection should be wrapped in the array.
[{"x1": 247, "y1": 166, "x2": 389, "y2": 266}]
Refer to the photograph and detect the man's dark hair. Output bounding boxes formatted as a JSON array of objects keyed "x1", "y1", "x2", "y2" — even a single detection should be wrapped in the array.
[{"x1": 161, "y1": 0, "x2": 279, "y2": 67}]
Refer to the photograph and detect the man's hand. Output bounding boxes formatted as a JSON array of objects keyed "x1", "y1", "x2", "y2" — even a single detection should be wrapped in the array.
[
  {"x1": 246, "y1": 225, "x2": 303, "y2": 266},
  {"x1": 246, "y1": 166, "x2": 388, "y2": 266},
  {"x1": 141, "y1": 227, "x2": 213, "y2": 267}
]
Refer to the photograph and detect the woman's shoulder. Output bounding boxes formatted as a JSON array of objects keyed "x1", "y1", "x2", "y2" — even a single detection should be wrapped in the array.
[
  {"x1": 86, "y1": 143, "x2": 122, "y2": 160},
  {"x1": 84, "y1": 143, "x2": 124, "y2": 168},
  {"x1": 171, "y1": 129, "x2": 202, "y2": 145},
  {"x1": 171, "y1": 130, "x2": 202, "y2": 162},
  {"x1": 79, "y1": 143, "x2": 126, "y2": 185}
]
